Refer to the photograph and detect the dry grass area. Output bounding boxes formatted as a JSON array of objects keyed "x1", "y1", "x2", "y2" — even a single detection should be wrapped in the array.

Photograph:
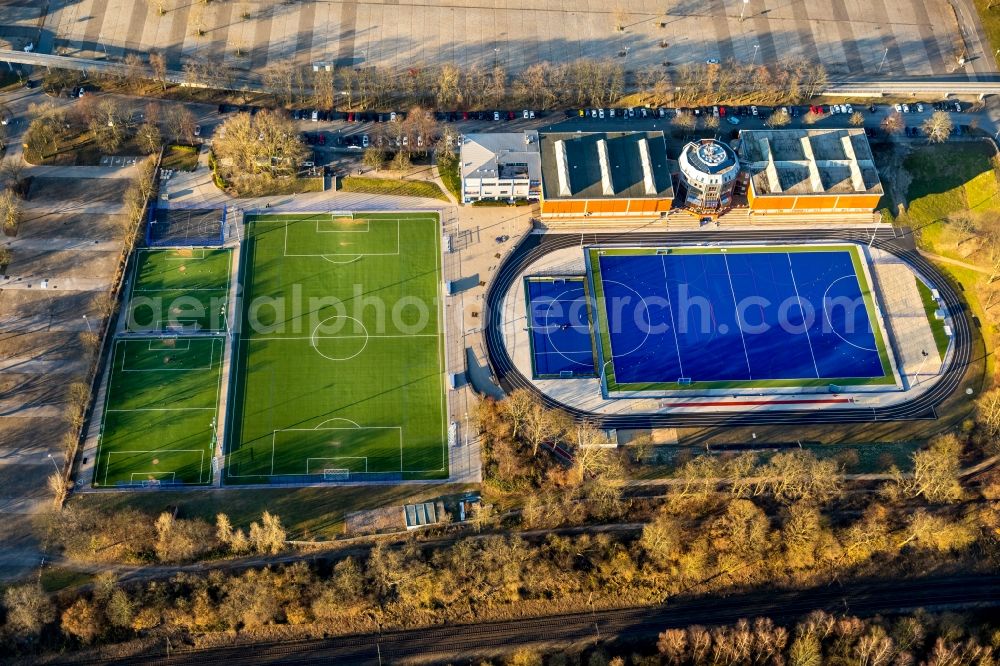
[{"x1": 0, "y1": 177, "x2": 127, "y2": 579}]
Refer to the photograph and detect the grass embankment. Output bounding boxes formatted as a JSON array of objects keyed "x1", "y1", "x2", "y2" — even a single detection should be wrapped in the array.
[
  {"x1": 161, "y1": 144, "x2": 200, "y2": 171},
  {"x1": 876, "y1": 140, "x2": 997, "y2": 387},
  {"x1": 438, "y1": 158, "x2": 461, "y2": 202},
  {"x1": 338, "y1": 175, "x2": 448, "y2": 201},
  {"x1": 915, "y1": 278, "x2": 952, "y2": 360}
]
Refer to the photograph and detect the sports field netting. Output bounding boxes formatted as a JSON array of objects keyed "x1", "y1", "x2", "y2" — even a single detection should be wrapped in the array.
[
  {"x1": 125, "y1": 248, "x2": 232, "y2": 334},
  {"x1": 93, "y1": 336, "x2": 224, "y2": 486},
  {"x1": 525, "y1": 277, "x2": 596, "y2": 377},
  {"x1": 146, "y1": 207, "x2": 226, "y2": 247},
  {"x1": 225, "y1": 212, "x2": 448, "y2": 483},
  {"x1": 588, "y1": 245, "x2": 896, "y2": 392}
]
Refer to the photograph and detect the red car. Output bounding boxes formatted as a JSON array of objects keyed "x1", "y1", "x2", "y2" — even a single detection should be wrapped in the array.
[
  {"x1": 347, "y1": 112, "x2": 354, "y2": 122},
  {"x1": 719, "y1": 106, "x2": 726, "y2": 117},
  {"x1": 462, "y1": 111, "x2": 469, "y2": 120}
]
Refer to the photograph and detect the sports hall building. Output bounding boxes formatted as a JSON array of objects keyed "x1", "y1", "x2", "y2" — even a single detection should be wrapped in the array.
[
  {"x1": 739, "y1": 128, "x2": 883, "y2": 215},
  {"x1": 537, "y1": 131, "x2": 674, "y2": 220}
]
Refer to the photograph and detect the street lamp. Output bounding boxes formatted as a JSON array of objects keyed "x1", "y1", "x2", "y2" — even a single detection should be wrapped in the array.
[
  {"x1": 877, "y1": 47, "x2": 889, "y2": 74},
  {"x1": 739, "y1": 0, "x2": 750, "y2": 23},
  {"x1": 750, "y1": 44, "x2": 760, "y2": 66},
  {"x1": 493, "y1": 47, "x2": 500, "y2": 69},
  {"x1": 82, "y1": 314, "x2": 92, "y2": 333},
  {"x1": 46, "y1": 453, "x2": 60, "y2": 474}
]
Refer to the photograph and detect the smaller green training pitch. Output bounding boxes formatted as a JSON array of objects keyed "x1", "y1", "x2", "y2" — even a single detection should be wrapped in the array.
[
  {"x1": 94, "y1": 337, "x2": 224, "y2": 487},
  {"x1": 125, "y1": 248, "x2": 232, "y2": 333}
]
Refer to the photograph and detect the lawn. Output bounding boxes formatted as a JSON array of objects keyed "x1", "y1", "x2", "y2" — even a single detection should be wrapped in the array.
[
  {"x1": 125, "y1": 248, "x2": 232, "y2": 334},
  {"x1": 904, "y1": 141, "x2": 1000, "y2": 240},
  {"x1": 94, "y1": 337, "x2": 224, "y2": 487},
  {"x1": 339, "y1": 176, "x2": 448, "y2": 201},
  {"x1": 915, "y1": 277, "x2": 951, "y2": 360},
  {"x1": 161, "y1": 144, "x2": 200, "y2": 171},
  {"x1": 225, "y1": 212, "x2": 448, "y2": 484},
  {"x1": 70, "y1": 482, "x2": 476, "y2": 540},
  {"x1": 438, "y1": 157, "x2": 461, "y2": 202}
]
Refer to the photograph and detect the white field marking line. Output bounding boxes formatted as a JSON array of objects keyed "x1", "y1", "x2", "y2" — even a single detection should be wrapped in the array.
[
  {"x1": 284, "y1": 218, "x2": 400, "y2": 258},
  {"x1": 305, "y1": 457, "x2": 369, "y2": 474},
  {"x1": 148, "y1": 338, "x2": 191, "y2": 351},
  {"x1": 106, "y1": 407, "x2": 217, "y2": 412},
  {"x1": 602, "y1": 279, "x2": 652, "y2": 359},
  {"x1": 534, "y1": 350, "x2": 594, "y2": 357},
  {"x1": 431, "y1": 213, "x2": 448, "y2": 475},
  {"x1": 320, "y1": 255, "x2": 363, "y2": 266},
  {"x1": 786, "y1": 253, "x2": 821, "y2": 379},
  {"x1": 133, "y1": 287, "x2": 228, "y2": 292},
  {"x1": 316, "y1": 217, "x2": 370, "y2": 233},
  {"x1": 263, "y1": 426, "x2": 403, "y2": 477},
  {"x1": 129, "y1": 471, "x2": 177, "y2": 481},
  {"x1": 659, "y1": 254, "x2": 686, "y2": 379},
  {"x1": 821, "y1": 274, "x2": 878, "y2": 352},
  {"x1": 722, "y1": 253, "x2": 754, "y2": 380},
  {"x1": 160, "y1": 248, "x2": 209, "y2": 260},
  {"x1": 537, "y1": 286, "x2": 593, "y2": 369},
  {"x1": 315, "y1": 417, "x2": 361, "y2": 428},
  {"x1": 247, "y1": 334, "x2": 439, "y2": 340},
  {"x1": 104, "y1": 450, "x2": 205, "y2": 487}
]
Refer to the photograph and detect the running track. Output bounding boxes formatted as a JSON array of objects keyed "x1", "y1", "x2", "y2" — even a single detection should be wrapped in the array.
[{"x1": 482, "y1": 228, "x2": 972, "y2": 427}]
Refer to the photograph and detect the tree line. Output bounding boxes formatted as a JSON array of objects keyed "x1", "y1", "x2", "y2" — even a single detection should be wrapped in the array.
[
  {"x1": 44, "y1": 55, "x2": 830, "y2": 114},
  {"x1": 3, "y1": 488, "x2": 996, "y2": 656},
  {"x1": 499, "y1": 610, "x2": 999, "y2": 666}
]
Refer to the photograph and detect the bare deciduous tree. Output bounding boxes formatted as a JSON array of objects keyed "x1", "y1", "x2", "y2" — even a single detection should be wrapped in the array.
[
  {"x1": 882, "y1": 111, "x2": 905, "y2": 135},
  {"x1": 922, "y1": 110, "x2": 953, "y2": 143}
]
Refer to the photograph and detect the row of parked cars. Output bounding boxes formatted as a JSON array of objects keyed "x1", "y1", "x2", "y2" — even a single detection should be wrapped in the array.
[{"x1": 221, "y1": 100, "x2": 970, "y2": 125}]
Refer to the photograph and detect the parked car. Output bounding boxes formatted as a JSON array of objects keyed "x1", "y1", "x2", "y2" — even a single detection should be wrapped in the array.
[
  {"x1": 493, "y1": 111, "x2": 500, "y2": 121},
  {"x1": 598, "y1": 108, "x2": 605, "y2": 119},
  {"x1": 362, "y1": 134, "x2": 369, "y2": 148},
  {"x1": 727, "y1": 116, "x2": 740, "y2": 125},
  {"x1": 750, "y1": 105, "x2": 758, "y2": 116},
  {"x1": 916, "y1": 103, "x2": 924, "y2": 113},
  {"x1": 193, "y1": 125, "x2": 201, "y2": 137}
]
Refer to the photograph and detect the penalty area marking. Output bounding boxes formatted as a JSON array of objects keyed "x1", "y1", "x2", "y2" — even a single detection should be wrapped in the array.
[
  {"x1": 305, "y1": 456, "x2": 369, "y2": 474},
  {"x1": 226, "y1": 425, "x2": 405, "y2": 477},
  {"x1": 283, "y1": 218, "x2": 400, "y2": 259},
  {"x1": 103, "y1": 449, "x2": 206, "y2": 487}
]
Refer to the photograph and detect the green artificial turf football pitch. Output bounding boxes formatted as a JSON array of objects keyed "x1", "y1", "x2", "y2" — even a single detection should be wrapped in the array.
[
  {"x1": 224, "y1": 212, "x2": 448, "y2": 483},
  {"x1": 93, "y1": 336, "x2": 224, "y2": 487},
  {"x1": 125, "y1": 248, "x2": 232, "y2": 333}
]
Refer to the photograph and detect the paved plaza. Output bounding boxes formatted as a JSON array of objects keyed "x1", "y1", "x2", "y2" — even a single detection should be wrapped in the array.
[{"x1": 27, "y1": 0, "x2": 986, "y2": 79}]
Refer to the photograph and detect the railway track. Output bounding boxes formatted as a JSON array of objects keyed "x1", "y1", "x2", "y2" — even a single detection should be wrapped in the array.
[{"x1": 68, "y1": 575, "x2": 1000, "y2": 664}]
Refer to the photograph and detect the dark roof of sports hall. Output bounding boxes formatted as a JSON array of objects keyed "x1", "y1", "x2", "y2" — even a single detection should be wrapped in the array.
[{"x1": 538, "y1": 131, "x2": 673, "y2": 201}]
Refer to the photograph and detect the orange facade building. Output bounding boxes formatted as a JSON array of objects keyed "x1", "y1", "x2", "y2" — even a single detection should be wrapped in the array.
[
  {"x1": 739, "y1": 129, "x2": 883, "y2": 215},
  {"x1": 537, "y1": 132, "x2": 674, "y2": 220}
]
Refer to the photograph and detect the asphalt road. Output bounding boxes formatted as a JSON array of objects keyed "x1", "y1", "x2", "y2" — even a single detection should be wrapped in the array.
[
  {"x1": 62, "y1": 574, "x2": 1000, "y2": 665},
  {"x1": 482, "y1": 229, "x2": 973, "y2": 428}
]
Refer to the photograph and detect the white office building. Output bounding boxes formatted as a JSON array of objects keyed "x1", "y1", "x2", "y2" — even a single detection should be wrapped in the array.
[{"x1": 460, "y1": 132, "x2": 542, "y2": 204}]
